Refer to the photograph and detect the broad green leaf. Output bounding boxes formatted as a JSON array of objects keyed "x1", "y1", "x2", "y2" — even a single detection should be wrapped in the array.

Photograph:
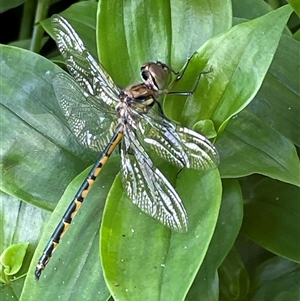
[
  {"x1": 101, "y1": 169, "x2": 222, "y2": 301},
  {"x1": 169, "y1": 0, "x2": 232, "y2": 70},
  {"x1": 186, "y1": 179, "x2": 244, "y2": 300},
  {"x1": 232, "y1": 0, "x2": 272, "y2": 19},
  {"x1": 248, "y1": 256, "x2": 300, "y2": 301},
  {"x1": 249, "y1": 35, "x2": 300, "y2": 147},
  {"x1": 97, "y1": 0, "x2": 172, "y2": 86},
  {"x1": 218, "y1": 247, "x2": 249, "y2": 301},
  {"x1": 20, "y1": 159, "x2": 119, "y2": 301},
  {"x1": 0, "y1": 44, "x2": 98, "y2": 210},
  {"x1": 0, "y1": 192, "x2": 48, "y2": 257},
  {"x1": 165, "y1": 5, "x2": 293, "y2": 132},
  {"x1": 214, "y1": 23, "x2": 299, "y2": 184},
  {"x1": 217, "y1": 109, "x2": 300, "y2": 187},
  {"x1": 241, "y1": 178, "x2": 300, "y2": 263}
]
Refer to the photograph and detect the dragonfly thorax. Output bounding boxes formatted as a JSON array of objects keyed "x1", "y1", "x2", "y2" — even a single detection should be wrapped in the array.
[{"x1": 118, "y1": 83, "x2": 156, "y2": 114}]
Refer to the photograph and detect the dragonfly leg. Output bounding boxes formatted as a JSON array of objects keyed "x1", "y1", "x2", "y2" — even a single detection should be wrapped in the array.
[{"x1": 165, "y1": 54, "x2": 212, "y2": 96}]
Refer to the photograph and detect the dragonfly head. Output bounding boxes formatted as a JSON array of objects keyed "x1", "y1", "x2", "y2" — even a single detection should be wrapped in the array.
[{"x1": 141, "y1": 62, "x2": 170, "y2": 91}]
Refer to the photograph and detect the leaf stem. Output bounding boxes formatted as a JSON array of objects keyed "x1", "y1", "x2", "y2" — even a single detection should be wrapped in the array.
[{"x1": 30, "y1": 0, "x2": 51, "y2": 53}]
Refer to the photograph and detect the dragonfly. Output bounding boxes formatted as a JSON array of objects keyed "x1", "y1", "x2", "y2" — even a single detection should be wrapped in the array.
[{"x1": 35, "y1": 14, "x2": 219, "y2": 280}]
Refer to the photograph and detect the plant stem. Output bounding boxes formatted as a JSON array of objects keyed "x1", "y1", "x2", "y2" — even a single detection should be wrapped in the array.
[{"x1": 30, "y1": 0, "x2": 51, "y2": 53}]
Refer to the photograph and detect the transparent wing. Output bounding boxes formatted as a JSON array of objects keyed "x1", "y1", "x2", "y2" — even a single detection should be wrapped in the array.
[
  {"x1": 120, "y1": 128, "x2": 188, "y2": 232},
  {"x1": 176, "y1": 126, "x2": 220, "y2": 169},
  {"x1": 136, "y1": 107, "x2": 219, "y2": 170},
  {"x1": 51, "y1": 14, "x2": 121, "y2": 109},
  {"x1": 53, "y1": 73, "x2": 116, "y2": 152}
]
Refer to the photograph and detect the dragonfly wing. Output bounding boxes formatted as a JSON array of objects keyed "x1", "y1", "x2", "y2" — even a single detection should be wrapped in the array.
[
  {"x1": 137, "y1": 113, "x2": 187, "y2": 168},
  {"x1": 51, "y1": 14, "x2": 121, "y2": 109},
  {"x1": 120, "y1": 130, "x2": 188, "y2": 232},
  {"x1": 53, "y1": 73, "x2": 116, "y2": 152},
  {"x1": 176, "y1": 126, "x2": 220, "y2": 170},
  {"x1": 138, "y1": 109, "x2": 219, "y2": 170}
]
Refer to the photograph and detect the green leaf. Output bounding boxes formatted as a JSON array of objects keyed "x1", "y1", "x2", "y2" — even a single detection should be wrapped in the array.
[
  {"x1": 232, "y1": 0, "x2": 273, "y2": 19},
  {"x1": 293, "y1": 28, "x2": 300, "y2": 41},
  {"x1": 241, "y1": 178, "x2": 300, "y2": 262},
  {"x1": 0, "y1": 191, "x2": 48, "y2": 255},
  {"x1": 217, "y1": 109, "x2": 300, "y2": 187},
  {"x1": 0, "y1": 243, "x2": 29, "y2": 282},
  {"x1": 214, "y1": 20, "x2": 299, "y2": 185},
  {"x1": 97, "y1": 0, "x2": 171, "y2": 87},
  {"x1": 101, "y1": 169, "x2": 222, "y2": 301},
  {"x1": 20, "y1": 159, "x2": 119, "y2": 301},
  {"x1": 0, "y1": 192, "x2": 48, "y2": 298},
  {"x1": 165, "y1": 5, "x2": 293, "y2": 132},
  {"x1": 248, "y1": 256, "x2": 300, "y2": 301},
  {"x1": 248, "y1": 34, "x2": 300, "y2": 147},
  {"x1": 186, "y1": 179, "x2": 244, "y2": 300},
  {"x1": 169, "y1": 0, "x2": 232, "y2": 69},
  {"x1": 218, "y1": 247, "x2": 249, "y2": 301},
  {"x1": 193, "y1": 119, "x2": 218, "y2": 139},
  {"x1": 0, "y1": 0, "x2": 25, "y2": 13},
  {"x1": 288, "y1": 0, "x2": 300, "y2": 17},
  {"x1": 0, "y1": 44, "x2": 98, "y2": 211}
]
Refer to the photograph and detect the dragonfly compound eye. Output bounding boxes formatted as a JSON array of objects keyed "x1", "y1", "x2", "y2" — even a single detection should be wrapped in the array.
[{"x1": 141, "y1": 62, "x2": 169, "y2": 91}]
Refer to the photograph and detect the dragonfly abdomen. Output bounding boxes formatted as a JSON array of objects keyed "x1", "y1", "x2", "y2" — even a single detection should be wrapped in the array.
[{"x1": 35, "y1": 125, "x2": 124, "y2": 280}]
